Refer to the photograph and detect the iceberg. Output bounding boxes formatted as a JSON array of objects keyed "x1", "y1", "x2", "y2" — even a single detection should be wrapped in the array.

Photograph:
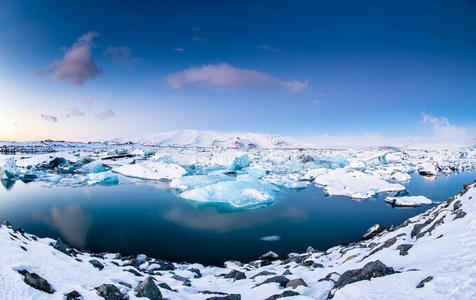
[
  {"x1": 113, "y1": 161, "x2": 186, "y2": 180},
  {"x1": 419, "y1": 162, "x2": 438, "y2": 176},
  {"x1": 170, "y1": 174, "x2": 234, "y2": 190},
  {"x1": 79, "y1": 160, "x2": 107, "y2": 173},
  {"x1": 87, "y1": 171, "x2": 119, "y2": 185},
  {"x1": 0, "y1": 157, "x2": 19, "y2": 179},
  {"x1": 385, "y1": 195, "x2": 433, "y2": 207},
  {"x1": 179, "y1": 174, "x2": 278, "y2": 208},
  {"x1": 313, "y1": 168, "x2": 405, "y2": 199}
]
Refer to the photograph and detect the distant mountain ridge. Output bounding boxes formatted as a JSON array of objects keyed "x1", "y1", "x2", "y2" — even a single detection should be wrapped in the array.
[{"x1": 108, "y1": 129, "x2": 289, "y2": 149}]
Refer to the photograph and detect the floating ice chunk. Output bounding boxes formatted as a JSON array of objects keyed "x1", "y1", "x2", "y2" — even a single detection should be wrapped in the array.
[
  {"x1": 87, "y1": 171, "x2": 119, "y2": 185},
  {"x1": 385, "y1": 195, "x2": 432, "y2": 207},
  {"x1": 349, "y1": 160, "x2": 366, "y2": 170},
  {"x1": 179, "y1": 174, "x2": 278, "y2": 208},
  {"x1": 79, "y1": 160, "x2": 107, "y2": 173},
  {"x1": 245, "y1": 167, "x2": 267, "y2": 179},
  {"x1": 419, "y1": 162, "x2": 438, "y2": 176},
  {"x1": 301, "y1": 168, "x2": 327, "y2": 180},
  {"x1": 390, "y1": 171, "x2": 411, "y2": 182},
  {"x1": 231, "y1": 154, "x2": 250, "y2": 170},
  {"x1": 260, "y1": 235, "x2": 281, "y2": 242},
  {"x1": 170, "y1": 174, "x2": 233, "y2": 190},
  {"x1": 0, "y1": 157, "x2": 19, "y2": 179},
  {"x1": 113, "y1": 161, "x2": 186, "y2": 180},
  {"x1": 263, "y1": 174, "x2": 309, "y2": 189},
  {"x1": 313, "y1": 168, "x2": 405, "y2": 199}
]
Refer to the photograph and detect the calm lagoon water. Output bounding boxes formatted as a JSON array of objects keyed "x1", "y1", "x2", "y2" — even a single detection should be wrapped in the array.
[{"x1": 1, "y1": 171, "x2": 475, "y2": 265}]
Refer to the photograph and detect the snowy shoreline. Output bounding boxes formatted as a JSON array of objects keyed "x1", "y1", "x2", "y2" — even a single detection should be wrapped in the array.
[{"x1": 1, "y1": 180, "x2": 475, "y2": 299}]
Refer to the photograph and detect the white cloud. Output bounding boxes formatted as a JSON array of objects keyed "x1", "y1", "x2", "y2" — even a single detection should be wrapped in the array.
[
  {"x1": 173, "y1": 48, "x2": 185, "y2": 52},
  {"x1": 40, "y1": 114, "x2": 58, "y2": 122},
  {"x1": 95, "y1": 108, "x2": 115, "y2": 120},
  {"x1": 421, "y1": 112, "x2": 469, "y2": 143},
  {"x1": 36, "y1": 32, "x2": 102, "y2": 86},
  {"x1": 65, "y1": 107, "x2": 85, "y2": 118},
  {"x1": 257, "y1": 44, "x2": 281, "y2": 53},
  {"x1": 104, "y1": 46, "x2": 143, "y2": 69},
  {"x1": 165, "y1": 63, "x2": 309, "y2": 93}
]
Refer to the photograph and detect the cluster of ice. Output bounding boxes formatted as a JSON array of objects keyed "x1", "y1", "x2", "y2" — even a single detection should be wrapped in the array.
[
  {"x1": 385, "y1": 195, "x2": 433, "y2": 207},
  {"x1": 1, "y1": 181, "x2": 474, "y2": 299},
  {"x1": 1, "y1": 141, "x2": 475, "y2": 208}
]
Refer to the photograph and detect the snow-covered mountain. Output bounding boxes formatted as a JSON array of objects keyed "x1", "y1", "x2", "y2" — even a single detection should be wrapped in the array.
[{"x1": 109, "y1": 129, "x2": 290, "y2": 148}]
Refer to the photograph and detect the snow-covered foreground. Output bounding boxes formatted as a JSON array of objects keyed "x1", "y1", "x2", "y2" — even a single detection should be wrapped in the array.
[
  {"x1": 1, "y1": 142, "x2": 475, "y2": 208},
  {"x1": 1, "y1": 181, "x2": 475, "y2": 299}
]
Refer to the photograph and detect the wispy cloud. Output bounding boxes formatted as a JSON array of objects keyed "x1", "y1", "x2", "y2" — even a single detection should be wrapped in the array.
[
  {"x1": 65, "y1": 107, "x2": 85, "y2": 118},
  {"x1": 421, "y1": 112, "x2": 468, "y2": 142},
  {"x1": 173, "y1": 47, "x2": 185, "y2": 52},
  {"x1": 165, "y1": 63, "x2": 309, "y2": 93},
  {"x1": 103, "y1": 46, "x2": 143, "y2": 69},
  {"x1": 36, "y1": 32, "x2": 102, "y2": 86},
  {"x1": 257, "y1": 44, "x2": 281, "y2": 53},
  {"x1": 40, "y1": 114, "x2": 58, "y2": 122},
  {"x1": 95, "y1": 108, "x2": 115, "y2": 120},
  {"x1": 191, "y1": 26, "x2": 200, "y2": 31},
  {"x1": 85, "y1": 97, "x2": 93, "y2": 107},
  {"x1": 192, "y1": 36, "x2": 204, "y2": 42}
]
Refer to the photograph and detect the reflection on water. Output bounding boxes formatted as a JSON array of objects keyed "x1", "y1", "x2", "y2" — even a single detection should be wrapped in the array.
[{"x1": 0, "y1": 171, "x2": 475, "y2": 265}]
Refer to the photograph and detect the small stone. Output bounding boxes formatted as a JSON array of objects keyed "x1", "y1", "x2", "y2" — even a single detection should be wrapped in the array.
[
  {"x1": 188, "y1": 267, "x2": 202, "y2": 278},
  {"x1": 453, "y1": 200, "x2": 462, "y2": 211},
  {"x1": 454, "y1": 211, "x2": 466, "y2": 219},
  {"x1": 362, "y1": 224, "x2": 385, "y2": 240},
  {"x1": 225, "y1": 269, "x2": 246, "y2": 280},
  {"x1": 416, "y1": 276, "x2": 433, "y2": 288},
  {"x1": 257, "y1": 275, "x2": 289, "y2": 288},
  {"x1": 286, "y1": 278, "x2": 308, "y2": 289},
  {"x1": 65, "y1": 291, "x2": 82, "y2": 300},
  {"x1": 89, "y1": 259, "x2": 104, "y2": 270},
  {"x1": 96, "y1": 283, "x2": 124, "y2": 300},
  {"x1": 282, "y1": 270, "x2": 292, "y2": 276},
  {"x1": 396, "y1": 244, "x2": 413, "y2": 256},
  {"x1": 259, "y1": 251, "x2": 279, "y2": 261},
  {"x1": 250, "y1": 270, "x2": 276, "y2": 279},
  {"x1": 18, "y1": 270, "x2": 55, "y2": 294},
  {"x1": 265, "y1": 290, "x2": 300, "y2": 300},
  {"x1": 134, "y1": 276, "x2": 162, "y2": 300},
  {"x1": 206, "y1": 294, "x2": 241, "y2": 300}
]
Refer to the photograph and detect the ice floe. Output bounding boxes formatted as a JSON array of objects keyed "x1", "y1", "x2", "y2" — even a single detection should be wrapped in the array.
[{"x1": 385, "y1": 195, "x2": 433, "y2": 207}]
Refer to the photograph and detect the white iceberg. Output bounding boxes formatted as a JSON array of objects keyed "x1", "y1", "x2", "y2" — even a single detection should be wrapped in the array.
[
  {"x1": 313, "y1": 168, "x2": 405, "y2": 199},
  {"x1": 87, "y1": 171, "x2": 119, "y2": 185},
  {"x1": 79, "y1": 160, "x2": 107, "y2": 173},
  {"x1": 0, "y1": 157, "x2": 19, "y2": 179},
  {"x1": 385, "y1": 195, "x2": 433, "y2": 207},
  {"x1": 113, "y1": 161, "x2": 186, "y2": 180},
  {"x1": 179, "y1": 174, "x2": 278, "y2": 208},
  {"x1": 419, "y1": 162, "x2": 438, "y2": 176},
  {"x1": 170, "y1": 174, "x2": 234, "y2": 190}
]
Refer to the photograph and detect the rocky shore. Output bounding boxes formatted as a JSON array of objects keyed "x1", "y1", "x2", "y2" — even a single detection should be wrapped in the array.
[{"x1": 1, "y1": 181, "x2": 475, "y2": 299}]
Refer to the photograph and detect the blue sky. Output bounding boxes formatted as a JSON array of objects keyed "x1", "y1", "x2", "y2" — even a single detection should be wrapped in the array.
[{"x1": 0, "y1": 0, "x2": 475, "y2": 142}]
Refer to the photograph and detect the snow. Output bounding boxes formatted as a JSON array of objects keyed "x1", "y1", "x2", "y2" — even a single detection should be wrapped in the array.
[
  {"x1": 313, "y1": 168, "x2": 405, "y2": 198},
  {"x1": 113, "y1": 161, "x2": 186, "y2": 180},
  {"x1": 0, "y1": 181, "x2": 475, "y2": 299},
  {"x1": 385, "y1": 195, "x2": 433, "y2": 207}
]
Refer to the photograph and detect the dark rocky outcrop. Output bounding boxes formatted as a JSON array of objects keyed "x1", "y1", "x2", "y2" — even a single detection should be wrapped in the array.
[
  {"x1": 225, "y1": 270, "x2": 246, "y2": 280},
  {"x1": 65, "y1": 290, "x2": 82, "y2": 300},
  {"x1": 206, "y1": 294, "x2": 241, "y2": 300},
  {"x1": 416, "y1": 276, "x2": 433, "y2": 288},
  {"x1": 18, "y1": 270, "x2": 55, "y2": 294},
  {"x1": 250, "y1": 270, "x2": 276, "y2": 279},
  {"x1": 256, "y1": 275, "x2": 289, "y2": 288},
  {"x1": 328, "y1": 260, "x2": 396, "y2": 298},
  {"x1": 134, "y1": 276, "x2": 163, "y2": 300},
  {"x1": 96, "y1": 284, "x2": 125, "y2": 300},
  {"x1": 396, "y1": 244, "x2": 413, "y2": 256},
  {"x1": 265, "y1": 290, "x2": 300, "y2": 300},
  {"x1": 286, "y1": 278, "x2": 308, "y2": 289},
  {"x1": 89, "y1": 259, "x2": 105, "y2": 270},
  {"x1": 362, "y1": 224, "x2": 385, "y2": 240}
]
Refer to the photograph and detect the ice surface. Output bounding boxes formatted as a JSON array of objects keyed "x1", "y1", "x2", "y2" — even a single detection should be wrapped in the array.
[
  {"x1": 179, "y1": 174, "x2": 278, "y2": 208},
  {"x1": 385, "y1": 195, "x2": 433, "y2": 207},
  {"x1": 87, "y1": 171, "x2": 119, "y2": 185},
  {"x1": 170, "y1": 174, "x2": 234, "y2": 190},
  {"x1": 113, "y1": 161, "x2": 186, "y2": 180},
  {"x1": 0, "y1": 157, "x2": 19, "y2": 179},
  {"x1": 313, "y1": 168, "x2": 405, "y2": 198},
  {"x1": 79, "y1": 160, "x2": 107, "y2": 173}
]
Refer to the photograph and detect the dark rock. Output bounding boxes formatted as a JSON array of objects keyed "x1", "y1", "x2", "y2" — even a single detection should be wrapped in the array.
[
  {"x1": 118, "y1": 281, "x2": 132, "y2": 289},
  {"x1": 225, "y1": 269, "x2": 246, "y2": 280},
  {"x1": 453, "y1": 200, "x2": 462, "y2": 211},
  {"x1": 286, "y1": 278, "x2": 308, "y2": 289},
  {"x1": 134, "y1": 276, "x2": 162, "y2": 300},
  {"x1": 265, "y1": 290, "x2": 300, "y2": 300},
  {"x1": 149, "y1": 259, "x2": 175, "y2": 271},
  {"x1": 282, "y1": 270, "x2": 292, "y2": 276},
  {"x1": 328, "y1": 260, "x2": 396, "y2": 298},
  {"x1": 313, "y1": 263, "x2": 324, "y2": 268},
  {"x1": 125, "y1": 268, "x2": 143, "y2": 276},
  {"x1": 257, "y1": 275, "x2": 289, "y2": 288},
  {"x1": 65, "y1": 290, "x2": 82, "y2": 300},
  {"x1": 50, "y1": 238, "x2": 76, "y2": 257},
  {"x1": 96, "y1": 283, "x2": 124, "y2": 300},
  {"x1": 18, "y1": 270, "x2": 55, "y2": 294},
  {"x1": 454, "y1": 211, "x2": 466, "y2": 219},
  {"x1": 200, "y1": 291, "x2": 228, "y2": 295},
  {"x1": 188, "y1": 267, "x2": 202, "y2": 278},
  {"x1": 206, "y1": 294, "x2": 241, "y2": 300},
  {"x1": 259, "y1": 251, "x2": 279, "y2": 261},
  {"x1": 396, "y1": 244, "x2": 413, "y2": 256},
  {"x1": 172, "y1": 274, "x2": 189, "y2": 282},
  {"x1": 362, "y1": 224, "x2": 385, "y2": 240},
  {"x1": 306, "y1": 246, "x2": 315, "y2": 253},
  {"x1": 158, "y1": 282, "x2": 174, "y2": 291},
  {"x1": 416, "y1": 276, "x2": 433, "y2": 288},
  {"x1": 250, "y1": 270, "x2": 276, "y2": 279},
  {"x1": 411, "y1": 224, "x2": 425, "y2": 238},
  {"x1": 302, "y1": 260, "x2": 314, "y2": 267},
  {"x1": 89, "y1": 259, "x2": 105, "y2": 270}
]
